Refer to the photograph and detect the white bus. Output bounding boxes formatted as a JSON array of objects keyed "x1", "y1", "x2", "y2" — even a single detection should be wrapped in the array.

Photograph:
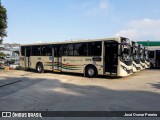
[
  {"x1": 144, "y1": 47, "x2": 150, "y2": 68},
  {"x1": 20, "y1": 37, "x2": 133, "y2": 77},
  {"x1": 148, "y1": 50, "x2": 160, "y2": 68},
  {"x1": 131, "y1": 41, "x2": 141, "y2": 72},
  {"x1": 138, "y1": 44, "x2": 145, "y2": 70}
]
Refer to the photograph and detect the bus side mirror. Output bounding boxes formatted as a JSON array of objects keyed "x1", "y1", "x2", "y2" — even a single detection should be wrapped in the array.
[{"x1": 133, "y1": 49, "x2": 136, "y2": 54}]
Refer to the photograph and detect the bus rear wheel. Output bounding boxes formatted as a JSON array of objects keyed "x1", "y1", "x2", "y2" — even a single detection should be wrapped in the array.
[
  {"x1": 85, "y1": 65, "x2": 97, "y2": 78},
  {"x1": 36, "y1": 63, "x2": 44, "y2": 73},
  {"x1": 150, "y1": 63, "x2": 154, "y2": 69}
]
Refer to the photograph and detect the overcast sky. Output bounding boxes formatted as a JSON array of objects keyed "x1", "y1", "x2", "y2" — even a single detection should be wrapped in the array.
[{"x1": 2, "y1": 0, "x2": 160, "y2": 44}]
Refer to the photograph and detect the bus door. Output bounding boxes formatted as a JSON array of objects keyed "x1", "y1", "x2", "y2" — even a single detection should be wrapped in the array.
[
  {"x1": 104, "y1": 41, "x2": 118, "y2": 75},
  {"x1": 156, "y1": 50, "x2": 160, "y2": 67},
  {"x1": 25, "y1": 47, "x2": 31, "y2": 69},
  {"x1": 52, "y1": 46, "x2": 62, "y2": 72}
]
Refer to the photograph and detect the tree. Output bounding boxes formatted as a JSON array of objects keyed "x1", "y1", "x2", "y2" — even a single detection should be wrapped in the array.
[
  {"x1": 0, "y1": 1, "x2": 7, "y2": 43},
  {"x1": 0, "y1": 52, "x2": 5, "y2": 57}
]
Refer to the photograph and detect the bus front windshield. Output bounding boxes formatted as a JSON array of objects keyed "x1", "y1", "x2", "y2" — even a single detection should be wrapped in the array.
[
  {"x1": 144, "y1": 50, "x2": 149, "y2": 62},
  {"x1": 139, "y1": 49, "x2": 145, "y2": 62},
  {"x1": 133, "y1": 47, "x2": 140, "y2": 61},
  {"x1": 120, "y1": 44, "x2": 132, "y2": 62}
]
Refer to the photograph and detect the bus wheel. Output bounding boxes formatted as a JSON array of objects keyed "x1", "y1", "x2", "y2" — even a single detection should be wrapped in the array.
[
  {"x1": 85, "y1": 66, "x2": 97, "y2": 78},
  {"x1": 150, "y1": 63, "x2": 154, "y2": 69},
  {"x1": 36, "y1": 63, "x2": 44, "y2": 73}
]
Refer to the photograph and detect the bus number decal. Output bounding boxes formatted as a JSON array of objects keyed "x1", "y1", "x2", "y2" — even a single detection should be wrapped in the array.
[{"x1": 85, "y1": 58, "x2": 92, "y2": 61}]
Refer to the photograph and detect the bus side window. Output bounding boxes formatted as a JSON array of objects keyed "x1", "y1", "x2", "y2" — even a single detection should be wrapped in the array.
[
  {"x1": 41, "y1": 46, "x2": 46, "y2": 56},
  {"x1": 54, "y1": 45, "x2": 64, "y2": 57},
  {"x1": 88, "y1": 42, "x2": 102, "y2": 56},
  {"x1": 149, "y1": 51, "x2": 154, "y2": 58},
  {"x1": 46, "y1": 45, "x2": 52, "y2": 56},
  {"x1": 67, "y1": 44, "x2": 74, "y2": 56},
  {"x1": 62, "y1": 45, "x2": 67, "y2": 56},
  {"x1": 74, "y1": 43, "x2": 87, "y2": 56},
  {"x1": 59, "y1": 45, "x2": 63, "y2": 57},
  {"x1": 26, "y1": 47, "x2": 31, "y2": 57},
  {"x1": 32, "y1": 46, "x2": 41, "y2": 56},
  {"x1": 21, "y1": 46, "x2": 25, "y2": 56}
]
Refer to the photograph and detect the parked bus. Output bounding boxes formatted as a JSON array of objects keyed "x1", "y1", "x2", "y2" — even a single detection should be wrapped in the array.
[
  {"x1": 138, "y1": 44, "x2": 145, "y2": 70},
  {"x1": 144, "y1": 47, "x2": 150, "y2": 68},
  {"x1": 20, "y1": 37, "x2": 133, "y2": 77},
  {"x1": 131, "y1": 41, "x2": 141, "y2": 72},
  {"x1": 148, "y1": 50, "x2": 160, "y2": 68}
]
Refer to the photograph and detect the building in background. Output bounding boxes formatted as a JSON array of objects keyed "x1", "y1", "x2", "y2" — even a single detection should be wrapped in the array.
[
  {"x1": 137, "y1": 41, "x2": 160, "y2": 68},
  {"x1": 0, "y1": 43, "x2": 20, "y2": 66},
  {"x1": 137, "y1": 41, "x2": 160, "y2": 50}
]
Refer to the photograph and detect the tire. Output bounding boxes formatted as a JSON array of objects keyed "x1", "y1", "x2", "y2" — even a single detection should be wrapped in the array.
[
  {"x1": 150, "y1": 63, "x2": 154, "y2": 69},
  {"x1": 36, "y1": 63, "x2": 44, "y2": 73},
  {"x1": 85, "y1": 66, "x2": 97, "y2": 78}
]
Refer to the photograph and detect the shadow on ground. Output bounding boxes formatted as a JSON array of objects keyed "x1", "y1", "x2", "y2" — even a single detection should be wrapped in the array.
[
  {"x1": 0, "y1": 75, "x2": 160, "y2": 120},
  {"x1": 149, "y1": 82, "x2": 160, "y2": 89}
]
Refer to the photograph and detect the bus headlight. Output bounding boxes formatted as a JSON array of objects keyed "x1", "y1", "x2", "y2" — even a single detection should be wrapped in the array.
[{"x1": 121, "y1": 65, "x2": 127, "y2": 71}]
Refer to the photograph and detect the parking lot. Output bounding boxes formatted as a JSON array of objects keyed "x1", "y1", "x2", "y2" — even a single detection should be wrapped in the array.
[{"x1": 0, "y1": 69, "x2": 160, "y2": 119}]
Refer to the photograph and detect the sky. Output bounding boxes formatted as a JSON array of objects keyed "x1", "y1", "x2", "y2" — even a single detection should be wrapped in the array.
[{"x1": 2, "y1": 0, "x2": 160, "y2": 44}]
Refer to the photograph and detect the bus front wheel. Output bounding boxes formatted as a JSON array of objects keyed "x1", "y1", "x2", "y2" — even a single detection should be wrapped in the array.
[
  {"x1": 85, "y1": 65, "x2": 97, "y2": 78},
  {"x1": 36, "y1": 63, "x2": 44, "y2": 73}
]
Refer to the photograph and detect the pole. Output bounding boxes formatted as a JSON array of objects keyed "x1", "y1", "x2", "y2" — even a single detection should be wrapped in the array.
[{"x1": 147, "y1": 40, "x2": 149, "y2": 50}]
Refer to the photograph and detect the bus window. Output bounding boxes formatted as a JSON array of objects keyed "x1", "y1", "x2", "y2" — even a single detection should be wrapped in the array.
[
  {"x1": 26, "y1": 47, "x2": 31, "y2": 57},
  {"x1": 74, "y1": 43, "x2": 87, "y2": 56},
  {"x1": 32, "y1": 46, "x2": 41, "y2": 56},
  {"x1": 148, "y1": 51, "x2": 154, "y2": 58},
  {"x1": 41, "y1": 45, "x2": 52, "y2": 56},
  {"x1": 21, "y1": 46, "x2": 25, "y2": 56},
  {"x1": 67, "y1": 44, "x2": 74, "y2": 56},
  {"x1": 54, "y1": 45, "x2": 63, "y2": 57},
  {"x1": 88, "y1": 42, "x2": 102, "y2": 56}
]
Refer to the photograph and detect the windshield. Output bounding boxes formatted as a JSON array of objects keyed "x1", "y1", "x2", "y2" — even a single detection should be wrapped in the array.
[
  {"x1": 132, "y1": 46, "x2": 140, "y2": 61},
  {"x1": 139, "y1": 48, "x2": 145, "y2": 61},
  {"x1": 144, "y1": 50, "x2": 149, "y2": 60},
  {"x1": 120, "y1": 44, "x2": 132, "y2": 61}
]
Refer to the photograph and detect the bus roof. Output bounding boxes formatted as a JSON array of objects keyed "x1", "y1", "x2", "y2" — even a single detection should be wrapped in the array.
[{"x1": 20, "y1": 37, "x2": 125, "y2": 46}]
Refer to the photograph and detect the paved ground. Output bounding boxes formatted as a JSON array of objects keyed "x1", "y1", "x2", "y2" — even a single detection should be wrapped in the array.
[{"x1": 0, "y1": 69, "x2": 160, "y2": 120}]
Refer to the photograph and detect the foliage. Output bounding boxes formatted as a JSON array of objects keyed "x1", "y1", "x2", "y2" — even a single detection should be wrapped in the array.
[
  {"x1": 0, "y1": 52, "x2": 5, "y2": 57},
  {"x1": 0, "y1": 3, "x2": 7, "y2": 41},
  {"x1": 5, "y1": 59, "x2": 15, "y2": 64}
]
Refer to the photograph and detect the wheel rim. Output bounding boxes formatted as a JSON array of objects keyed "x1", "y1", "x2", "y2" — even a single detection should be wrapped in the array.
[
  {"x1": 37, "y1": 65, "x2": 42, "y2": 72},
  {"x1": 88, "y1": 68, "x2": 94, "y2": 76}
]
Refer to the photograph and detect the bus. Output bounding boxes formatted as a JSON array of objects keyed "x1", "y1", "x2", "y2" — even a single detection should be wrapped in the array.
[
  {"x1": 131, "y1": 41, "x2": 141, "y2": 72},
  {"x1": 144, "y1": 47, "x2": 150, "y2": 68},
  {"x1": 20, "y1": 37, "x2": 133, "y2": 77},
  {"x1": 148, "y1": 50, "x2": 160, "y2": 68},
  {"x1": 138, "y1": 44, "x2": 146, "y2": 70}
]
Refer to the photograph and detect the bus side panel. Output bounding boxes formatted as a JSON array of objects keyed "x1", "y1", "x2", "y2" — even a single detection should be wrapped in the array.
[
  {"x1": 42, "y1": 56, "x2": 53, "y2": 71},
  {"x1": 61, "y1": 56, "x2": 104, "y2": 75},
  {"x1": 20, "y1": 56, "x2": 25, "y2": 68},
  {"x1": 53, "y1": 57, "x2": 62, "y2": 71},
  {"x1": 25, "y1": 57, "x2": 29, "y2": 68},
  {"x1": 30, "y1": 56, "x2": 52, "y2": 71},
  {"x1": 61, "y1": 56, "x2": 84, "y2": 73}
]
